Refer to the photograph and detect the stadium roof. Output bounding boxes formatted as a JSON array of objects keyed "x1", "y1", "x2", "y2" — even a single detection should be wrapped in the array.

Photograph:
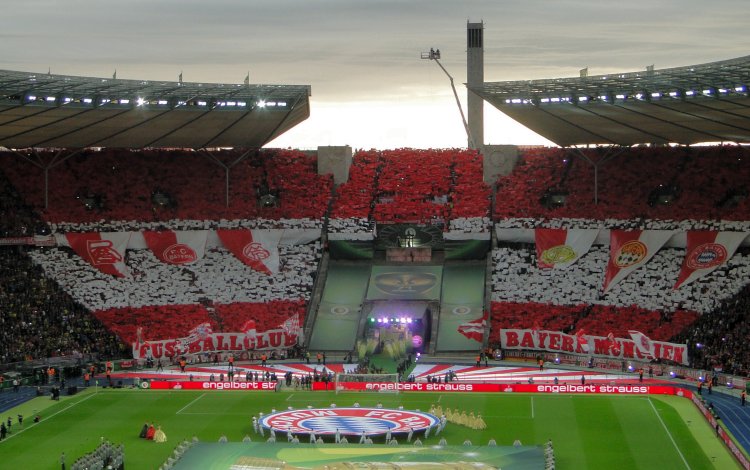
[
  {"x1": 0, "y1": 70, "x2": 311, "y2": 149},
  {"x1": 470, "y1": 55, "x2": 750, "y2": 147}
]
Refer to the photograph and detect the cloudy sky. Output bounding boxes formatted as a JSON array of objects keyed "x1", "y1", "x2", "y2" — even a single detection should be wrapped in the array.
[{"x1": 2, "y1": 0, "x2": 747, "y2": 149}]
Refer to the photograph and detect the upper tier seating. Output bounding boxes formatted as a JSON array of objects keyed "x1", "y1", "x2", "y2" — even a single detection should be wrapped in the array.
[
  {"x1": 495, "y1": 146, "x2": 750, "y2": 227},
  {"x1": 330, "y1": 148, "x2": 491, "y2": 231},
  {"x1": 0, "y1": 149, "x2": 332, "y2": 230}
]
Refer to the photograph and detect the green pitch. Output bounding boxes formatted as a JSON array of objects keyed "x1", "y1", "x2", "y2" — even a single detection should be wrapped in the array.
[{"x1": 0, "y1": 388, "x2": 741, "y2": 470}]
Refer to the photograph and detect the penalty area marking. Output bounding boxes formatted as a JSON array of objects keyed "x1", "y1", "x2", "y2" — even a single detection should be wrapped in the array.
[
  {"x1": 648, "y1": 398, "x2": 691, "y2": 470},
  {"x1": 176, "y1": 393, "x2": 206, "y2": 415}
]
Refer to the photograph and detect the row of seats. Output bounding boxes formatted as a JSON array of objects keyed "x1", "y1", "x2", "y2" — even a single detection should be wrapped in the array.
[
  {"x1": 494, "y1": 145, "x2": 750, "y2": 222},
  {"x1": 330, "y1": 148, "x2": 491, "y2": 229},
  {"x1": 94, "y1": 300, "x2": 306, "y2": 345},
  {"x1": 488, "y1": 302, "x2": 698, "y2": 348},
  {"x1": 0, "y1": 149, "x2": 333, "y2": 227}
]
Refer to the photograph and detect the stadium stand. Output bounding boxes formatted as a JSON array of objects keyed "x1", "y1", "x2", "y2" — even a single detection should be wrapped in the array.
[
  {"x1": 0, "y1": 148, "x2": 332, "y2": 231},
  {"x1": 329, "y1": 148, "x2": 491, "y2": 232},
  {"x1": 494, "y1": 146, "x2": 750, "y2": 228},
  {"x1": 0, "y1": 176, "x2": 123, "y2": 363}
]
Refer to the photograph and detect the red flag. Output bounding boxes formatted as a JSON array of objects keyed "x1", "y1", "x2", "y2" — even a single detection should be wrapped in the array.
[
  {"x1": 65, "y1": 232, "x2": 131, "y2": 277},
  {"x1": 535, "y1": 228, "x2": 598, "y2": 269},
  {"x1": 142, "y1": 230, "x2": 207, "y2": 265},
  {"x1": 575, "y1": 328, "x2": 590, "y2": 352},
  {"x1": 458, "y1": 312, "x2": 487, "y2": 343},
  {"x1": 629, "y1": 330, "x2": 654, "y2": 358},
  {"x1": 217, "y1": 229, "x2": 282, "y2": 275},
  {"x1": 603, "y1": 230, "x2": 673, "y2": 292},
  {"x1": 674, "y1": 231, "x2": 747, "y2": 289},
  {"x1": 607, "y1": 332, "x2": 621, "y2": 355}
]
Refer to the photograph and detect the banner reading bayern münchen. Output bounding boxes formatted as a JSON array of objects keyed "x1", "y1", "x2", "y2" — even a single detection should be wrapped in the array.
[
  {"x1": 534, "y1": 228, "x2": 599, "y2": 269},
  {"x1": 603, "y1": 230, "x2": 674, "y2": 292},
  {"x1": 143, "y1": 230, "x2": 208, "y2": 265},
  {"x1": 499, "y1": 328, "x2": 688, "y2": 365},
  {"x1": 673, "y1": 231, "x2": 748, "y2": 289}
]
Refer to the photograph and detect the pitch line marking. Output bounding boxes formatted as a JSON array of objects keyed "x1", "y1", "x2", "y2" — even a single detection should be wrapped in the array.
[
  {"x1": 286, "y1": 394, "x2": 294, "y2": 402},
  {"x1": 176, "y1": 393, "x2": 206, "y2": 415},
  {"x1": 438, "y1": 395, "x2": 442, "y2": 403},
  {"x1": 0, "y1": 391, "x2": 98, "y2": 443},
  {"x1": 648, "y1": 398, "x2": 691, "y2": 470},
  {"x1": 531, "y1": 396, "x2": 535, "y2": 419}
]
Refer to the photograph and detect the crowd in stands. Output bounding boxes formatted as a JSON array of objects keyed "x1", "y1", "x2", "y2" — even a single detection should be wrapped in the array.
[
  {"x1": 27, "y1": 242, "x2": 320, "y2": 311},
  {"x1": 676, "y1": 285, "x2": 750, "y2": 375},
  {"x1": 0, "y1": 175, "x2": 124, "y2": 364},
  {"x1": 94, "y1": 300, "x2": 305, "y2": 344},
  {"x1": 0, "y1": 149, "x2": 332, "y2": 230},
  {"x1": 330, "y1": 149, "x2": 491, "y2": 233},
  {"x1": 0, "y1": 246, "x2": 125, "y2": 363},
  {"x1": 492, "y1": 244, "x2": 750, "y2": 314},
  {"x1": 494, "y1": 145, "x2": 750, "y2": 228},
  {"x1": 488, "y1": 301, "x2": 698, "y2": 345}
]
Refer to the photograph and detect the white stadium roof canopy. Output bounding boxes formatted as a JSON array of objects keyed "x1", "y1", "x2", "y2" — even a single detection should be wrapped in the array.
[
  {"x1": 0, "y1": 70, "x2": 310, "y2": 149},
  {"x1": 470, "y1": 55, "x2": 750, "y2": 147}
]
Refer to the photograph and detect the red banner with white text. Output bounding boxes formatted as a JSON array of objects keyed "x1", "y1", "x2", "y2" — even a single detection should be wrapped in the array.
[
  {"x1": 133, "y1": 328, "x2": 298, "y2": 359},
  {"x1": 147, "y1": 381, "x2": 277, "y2": 391},
  {"x1": 499, "y1": 328, "x2": 689, "y2": 365},
  {"x1": 322, "y1": 381, "x2": 690, "y2": 395},
  {"x1": 603, "y1": 230, "x2": 674, "y2": 292}
]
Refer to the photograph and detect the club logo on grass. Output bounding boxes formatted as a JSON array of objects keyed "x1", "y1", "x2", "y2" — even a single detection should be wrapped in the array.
[{"x1": 259, "y1": 407, "x2": 438, "y2": 435}]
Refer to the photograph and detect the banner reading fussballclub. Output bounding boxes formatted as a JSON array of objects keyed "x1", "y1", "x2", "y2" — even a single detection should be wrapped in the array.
[
  {"x1": 142, "y1": 230, "x2": 208, "y2": 265},
  {"x1": 65, "y1": 232, "x2": 131, "y2": 277},
  {"x1": 603, "y1": 230, "x2": 674, "y2": 292},
  {"x1": 535, "y1": 228, "x2": 599, "y2": 269},
  {"x1": 217, "y1": 229, "x2": 282, "y2": 274},
  {"x1": 673, "y1": 231, "x2": 748, "y2": 289}
]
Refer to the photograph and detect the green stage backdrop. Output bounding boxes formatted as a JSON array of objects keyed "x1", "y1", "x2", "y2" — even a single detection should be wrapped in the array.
[
  {"x1": 436, "y1": 262, "x2": 486, "y2": 351},
  {"x1": 365, "y1": 265, "x2": 443, "y2": 301},
  {"x1": 308, "y1": 262, "x2": 371, "y2": 350}
]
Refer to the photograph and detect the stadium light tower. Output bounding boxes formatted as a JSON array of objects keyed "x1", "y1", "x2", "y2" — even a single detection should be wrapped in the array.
[{"x1": 421, "y1": 48, "x2": 475, "y2": 149}]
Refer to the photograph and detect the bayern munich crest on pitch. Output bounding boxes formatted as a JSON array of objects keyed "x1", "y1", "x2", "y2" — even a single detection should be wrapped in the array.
[{"x1": 259, "y1": 407, "x2": 439, "y2": 435}]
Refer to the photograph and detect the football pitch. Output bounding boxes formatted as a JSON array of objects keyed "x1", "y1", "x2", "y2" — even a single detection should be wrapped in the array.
[{"x1": 0, "y1": 387, "x2": 741, "y2": 470}]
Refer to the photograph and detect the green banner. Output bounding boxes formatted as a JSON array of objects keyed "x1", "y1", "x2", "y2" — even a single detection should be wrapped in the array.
[{"x1": 366, "y1": 265, "x2": 443, "y2": 301}]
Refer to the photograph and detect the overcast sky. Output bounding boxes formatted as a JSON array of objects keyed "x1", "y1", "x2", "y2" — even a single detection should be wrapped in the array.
[{"x1": 2, "y1": 0, "x2": 747, "y2": 149}]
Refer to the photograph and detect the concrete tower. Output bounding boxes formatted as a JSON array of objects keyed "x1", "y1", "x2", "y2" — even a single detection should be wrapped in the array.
[{"x1": 467, "y1": 21, "x2": 484, "y2": 150}]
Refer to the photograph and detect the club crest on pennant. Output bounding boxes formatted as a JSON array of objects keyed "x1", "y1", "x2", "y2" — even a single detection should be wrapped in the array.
[
  {"x1": 86, "y1": 239, "x2": 122, "y2": 265},
  {"x1": 614, "y1": 240, "x2": 647, "y2": 268},
  {"x1": 686, "y1": 243, "x2": 727, "y2": 269},
  {"x1": 242, "y1": 242, "x2": 271, "y2": 261},
  {"x1": 163, "y1": 244, "x2": 197, "y2": 264}
]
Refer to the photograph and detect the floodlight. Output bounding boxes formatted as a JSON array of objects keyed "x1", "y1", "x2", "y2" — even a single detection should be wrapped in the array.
[
  {"x1": 686, "y1": 90, "x2": 695, "y2": 96},
  {"x1": 702, "y1": 89, "x2": 712, "y2": 94},
  {"x1": 197, "y1": 100, "x2": 207, "y2": 106},
  {"x1": 119, "y1": 99, "x2": 130, "y2": 104},
  {"x1": 46, "y1": 96, "x2": 56, "y2": 102},
  {"x1": 577, "y1": 97, "x2": 588, "y2": 102},
  {"x1": 615, "y1": 94, "x2": 626, "y2": 99},
  {"x1": 650, "y1": 92, "x2": 660, "y2": 98},
  {"x1": 136, "y1": 97, "x2": 146, "y2": 106},
  {"x1": 83, "y1": 98, "x2": 92, "y2": 104},
  {"x1": 735, "y1": 86, "x2": 746, "y2": 92},
  {"x1": 157, "y1": 100, "x2": 168, "y2": 105},
  {"x1": 257, "y1": 100, "x2": 267, "y2": 108},
  {"x1": 27, "y1": 95, "x2": 36, "y2": 101},
  {"x1": 719, "y1": 88, "x2": 728, "y2": 93},
  {"x1": 668, "y1": 91, "x2": 678, "y2": 97}
]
